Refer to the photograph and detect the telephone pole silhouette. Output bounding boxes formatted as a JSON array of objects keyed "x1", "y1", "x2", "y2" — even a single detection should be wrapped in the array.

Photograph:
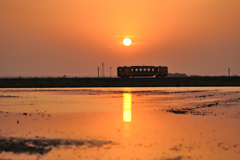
[{"x1": 98, "y1": 67, "x2": 99, "y2": 78}]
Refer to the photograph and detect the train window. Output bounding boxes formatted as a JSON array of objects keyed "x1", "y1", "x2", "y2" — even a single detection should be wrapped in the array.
[
  {"x1": 152, "y1": 68, "x2": 154, "y2": 71},
  {"x1": 126, "y1": 69, "x2": 128, "y2": 72},
  {"x1": 131, "y1": 68, "x2": 133, "y2": 72},
  {"x1": 135, "y1": 68, "x2": 138, "y2": 71},
  {"x1": 158, "y1": 69, "x2": 159, "y2": 71},
  {"x1": 147, "y1": 68, "x2": 150, "y2": 72},
  {"x1": 119, "y1": 68, "x2": 121, "y2": 71},
  {"x1": 139, "y1": 68, "x2": 142, "y2": 72},
  {"x1": 143, "y1": 68, "x2": 146, "y2": 72}
]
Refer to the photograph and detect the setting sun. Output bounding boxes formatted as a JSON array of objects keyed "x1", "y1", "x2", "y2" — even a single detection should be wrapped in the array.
[{"x1": 123, "y1": 38, "x2": 132, "y2": 46}]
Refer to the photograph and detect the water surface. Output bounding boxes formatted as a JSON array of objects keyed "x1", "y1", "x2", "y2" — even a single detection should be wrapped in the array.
[{"x1": 0, "y1": 87, "x2": 240, "y2": 160}]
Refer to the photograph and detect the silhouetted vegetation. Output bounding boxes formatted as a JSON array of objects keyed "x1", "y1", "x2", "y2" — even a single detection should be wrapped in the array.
[
  {"x1": 0, "y1": 77, "x2": 239, "y2": 88},
  {"x1": 168, "y1": 73, "x2": 188, "y2": 77}
]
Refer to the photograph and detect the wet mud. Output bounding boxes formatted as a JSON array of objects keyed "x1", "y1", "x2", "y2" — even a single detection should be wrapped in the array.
[
  {"x1": 0, "y1": 137, "x2": 113, "y2": 155},
  {"x1": 166, "y1": 92, "x2": 240, "y2": 117},
  {"x1": 167, "y1": 101, "x2": 220, "y2": 115},
  {"x1": 0, "y1": 87, "x2": 240, "y2": 160},
  {"x1": 0, "y1": 95, "x2": 19, "y2": 98}
]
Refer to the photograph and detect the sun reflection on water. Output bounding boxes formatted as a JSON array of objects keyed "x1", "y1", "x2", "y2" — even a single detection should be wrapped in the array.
[{"x1": 123, "y1": 93, "x2": 132, "y2": 122}]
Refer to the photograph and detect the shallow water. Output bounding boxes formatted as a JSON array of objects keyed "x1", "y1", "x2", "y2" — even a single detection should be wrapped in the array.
[{"x1": 0, "y1": 87, "x2": 240, "y2": 160}]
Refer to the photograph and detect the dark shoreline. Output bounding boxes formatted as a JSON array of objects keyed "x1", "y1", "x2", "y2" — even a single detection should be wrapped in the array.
[{"x1": 0, "y1": 77, "x2": 240, "y2": 88}]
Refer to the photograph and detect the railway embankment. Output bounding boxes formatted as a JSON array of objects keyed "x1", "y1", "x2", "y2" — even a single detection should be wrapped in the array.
[{"x1": 0, "y1": 77, "x2": 240, "y2": 88}]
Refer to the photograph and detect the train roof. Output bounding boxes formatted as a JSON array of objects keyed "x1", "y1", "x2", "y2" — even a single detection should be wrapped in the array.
[{"x1": 118, "y1": 66, "x2": 167, "y2": 68}]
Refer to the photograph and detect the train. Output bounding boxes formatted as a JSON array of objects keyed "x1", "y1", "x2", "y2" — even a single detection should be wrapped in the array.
[{"x1": 117, "y1": 66, "x2": 168, "y2": 78}]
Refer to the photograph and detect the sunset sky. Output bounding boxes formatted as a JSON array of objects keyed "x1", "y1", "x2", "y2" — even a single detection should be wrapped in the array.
[{"x1": 1, "y1": 0, "x2": 240, "y2": 77}]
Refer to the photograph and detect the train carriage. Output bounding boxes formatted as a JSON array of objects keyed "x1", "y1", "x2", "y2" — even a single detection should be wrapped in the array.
[{"x1": 117, "y1": 66, "x2": 168, "y2": 78}]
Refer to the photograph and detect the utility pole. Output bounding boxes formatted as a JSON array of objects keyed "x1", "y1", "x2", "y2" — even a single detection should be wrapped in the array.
[
  {"x1": 228, "y1": 68, "x2": 230, "y2": 77},
  {"x1": 110, "y1": 67, "x2": 112, "y2": 78},
  {"x1": 98, "y1": 67, "x2": 99, "y2": 78}
]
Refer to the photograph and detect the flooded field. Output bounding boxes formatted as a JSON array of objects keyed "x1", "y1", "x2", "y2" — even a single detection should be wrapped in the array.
[{"x1": 0, "y1": 87, "x2": 240, "y2": 160}]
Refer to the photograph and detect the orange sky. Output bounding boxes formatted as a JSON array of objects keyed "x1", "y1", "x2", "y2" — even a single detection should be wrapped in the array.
[{"x1": 0, "y1": 0, "x2": 240, "y2": 77}]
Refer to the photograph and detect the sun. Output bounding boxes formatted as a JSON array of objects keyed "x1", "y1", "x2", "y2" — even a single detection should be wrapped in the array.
[{"x1": 123, "y1": 38, "x2": 132, "y2": 46}]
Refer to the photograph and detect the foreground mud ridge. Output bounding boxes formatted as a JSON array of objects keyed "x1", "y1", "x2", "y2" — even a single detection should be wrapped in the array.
[{"x1": 0, "y1": 137, "x2": 114, "y2": 155}]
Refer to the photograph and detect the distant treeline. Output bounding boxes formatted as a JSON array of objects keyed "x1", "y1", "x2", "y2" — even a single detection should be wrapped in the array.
[
  {"x1": 168, "y1": 73, "x2": 188, "y2": 77},
  {"x1": 168, "y1": 73, "x2": 239, "y2": 77},
  {"x1": 0, "y1": 77, "x2": 240, "y2": 88}
]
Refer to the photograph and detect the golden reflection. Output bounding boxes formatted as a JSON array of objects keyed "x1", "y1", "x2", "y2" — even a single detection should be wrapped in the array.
[{"x1": 123, "y1": 93, "x2": 132, "y2": 122}]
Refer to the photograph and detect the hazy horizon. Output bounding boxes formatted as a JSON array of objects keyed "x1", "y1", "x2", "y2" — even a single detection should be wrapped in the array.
[{"x1": 1, "y1": 0, "x2": 240, "y2": 77}]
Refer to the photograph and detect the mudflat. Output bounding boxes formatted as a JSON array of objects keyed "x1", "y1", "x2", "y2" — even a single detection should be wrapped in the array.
[{"x1": 0, "y1": 87, "x2": 240, "y2": 160}]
